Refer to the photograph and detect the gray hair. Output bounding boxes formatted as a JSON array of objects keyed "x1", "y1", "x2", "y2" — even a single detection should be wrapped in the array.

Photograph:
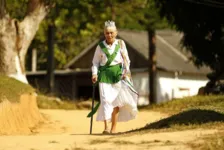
[{"x1": 104, "y1": 20, "x2": 116, "y2": 29}]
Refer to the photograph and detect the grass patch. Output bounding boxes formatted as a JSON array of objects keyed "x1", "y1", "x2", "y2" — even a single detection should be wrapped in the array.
[
  {"x1": 189, "y1": 132, "x2": 224, "y2": 150},
  {"x1": 0, "y1": 75, "x2": 35, "y2": 103},
  {"x1": 142, "y1": 95, "x2": 224, "y2": 115},
  {"x1": 113, "y1": 140, "x2": 135, "y2": 145},
  {"x1": 37, "y1": 94, "x2": 93, "y2": 109},
  {"x1": 37, "y1": 95, "x2": 77, "y2": 109},
  {"x1": 140, "y1": 140, "x2": 174, "y2": 146},
  {"x1": 140, "y1": 140, "x2": 160, "y2": 144},
  {"x1": 89, "y1": 139, "x2": 109, "y2": 145},
  {"x1": 0, "y1": 75, "x2": 93, "y2": 110},
  {"x1": 141, "y1": 109, "x2": 224, "y2": 130},
  {"x1": 128, "y1": 95, "x2": 224, "y2": 133}
]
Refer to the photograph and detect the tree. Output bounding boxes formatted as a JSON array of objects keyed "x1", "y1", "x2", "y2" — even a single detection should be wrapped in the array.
[
  {"x1": 28, "y1": 0, "x2": 111, "y2": 70},
  {"x1": 28, "y1": 0, "x2": 169, "y2": 70},
  {"x1": 1, "y1": 0, "x2": 168, "y2": 83},
  {"x1": 0, "y1": 0, "x2": 52, "y2": 83},
  {"x1": 26, "y1": 0, "x2": 166, "y2": 102},
  {"x1": 153, "y1": 0, "x2": 224, "y2": 78}
]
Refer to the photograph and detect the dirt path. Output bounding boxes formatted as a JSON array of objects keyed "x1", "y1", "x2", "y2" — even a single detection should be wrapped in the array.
[{"x1": 0, "y1": 109, "x2": 218, "y2": 150}]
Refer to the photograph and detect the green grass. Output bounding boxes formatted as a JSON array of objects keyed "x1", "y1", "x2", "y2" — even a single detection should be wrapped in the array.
[
  {"x1": 0, "y1": 75, "x2": 93, "y2": 110},
  {"x1": 130, "y1": 95, "x2": 224, "y2": 133},
  {"x1": 0, "y1": 75, "x2": 35, "y2": 103},
  {"x1": 113, "y1": 140, "x2": 135, "y2": 145},
  {"x1": 142, "y1": 95, "x2": 224, "y2": 114},
  {"x1": 189, "y1": 132, "x2": 224, "y2": 150},
  {"x1": 141, "y1": 109, "x2": 224, "y2": 130},
  {"x1": 89, "y1": 139, "x2": 109, "y2": 145},
  {"x1": 37, "y1": 94, "x2": 93, "y2": 110},
  {"x1": 37, "y1": 94, "x2": 76, "y2": 109},
  {"x1": 129, "y1": 95, "x2": 224, "y2": 149}
]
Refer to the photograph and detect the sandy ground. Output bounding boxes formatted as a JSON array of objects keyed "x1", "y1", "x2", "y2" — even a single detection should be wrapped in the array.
[{"x1": 0, "y1": 109, "x2": 218, "y2": 150}]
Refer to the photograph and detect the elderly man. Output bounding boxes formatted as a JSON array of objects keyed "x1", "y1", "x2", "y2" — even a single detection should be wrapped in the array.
[{"x1": 91, "y1": 20, "x2": 138, "y2": 134}]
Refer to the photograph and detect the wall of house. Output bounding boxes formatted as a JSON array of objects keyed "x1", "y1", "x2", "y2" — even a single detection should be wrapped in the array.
[
  {"x1": 27, "y1": 74, "x2": 76, "y2": 99},
  {"x1": 27, "y1": 71, "x2": 100, "y2": 101},
  {"x1": 131, "y1": 70, "x2": 208, "y2": 105}
]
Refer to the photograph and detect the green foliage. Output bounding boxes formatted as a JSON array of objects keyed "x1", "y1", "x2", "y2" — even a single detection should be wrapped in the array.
[
  {"x1": 153, "y1": 0, "x2": 224, "y2": 73},
  {"x1": 4, "y1": 0, "x2": 169, "y2": 70},
  {"x1": 6, "y1": 0, "x2": 28, "y2": 20},
  {"x1": 115, "y1": 0, "x2": 169, "y2": 30},
  {"x1": 27, "y1": 0, "x2": 169, "y2": 70},
  {"x1": 29, "y1": 0, "x2": 108, "y2": 69}
]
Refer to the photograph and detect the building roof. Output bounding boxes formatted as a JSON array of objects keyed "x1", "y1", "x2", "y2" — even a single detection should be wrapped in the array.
[
  {"x1": 65, "y1": 29, "x2": 211, "y2": 75},
  {"x1": 64, "y1": 39, "x2": 101, "y2": 69}
]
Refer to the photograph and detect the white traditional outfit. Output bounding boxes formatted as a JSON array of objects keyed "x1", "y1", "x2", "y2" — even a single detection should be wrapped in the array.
[{"x1": 91, "y1": 39, "x2": 138, "y2": 122}]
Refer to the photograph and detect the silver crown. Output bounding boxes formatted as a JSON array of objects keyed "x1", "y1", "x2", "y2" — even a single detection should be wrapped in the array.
[{"x1": 104, "y1": 20, "x2": 116, "y2": 28}]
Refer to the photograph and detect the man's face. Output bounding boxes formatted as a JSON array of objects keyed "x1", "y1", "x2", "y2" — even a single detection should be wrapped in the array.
[{"x1": 104, "y1": 27, "x2": 117, "y2": 44}]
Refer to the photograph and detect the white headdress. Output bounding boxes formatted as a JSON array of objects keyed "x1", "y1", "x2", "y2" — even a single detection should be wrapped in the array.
[{"x1": 104, "y1": 20, "x2": 116, "y2": 29}]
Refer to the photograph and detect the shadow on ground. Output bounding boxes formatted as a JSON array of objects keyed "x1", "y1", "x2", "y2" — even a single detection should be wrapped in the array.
[{"x1": 129, "y1": 109, "x2": 224, "y2": 132}]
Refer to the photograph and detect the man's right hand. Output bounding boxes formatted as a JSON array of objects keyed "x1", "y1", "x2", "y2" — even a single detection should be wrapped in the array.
[{"x1": 92, "y1": 75, "x2": 98, "y2": 83}]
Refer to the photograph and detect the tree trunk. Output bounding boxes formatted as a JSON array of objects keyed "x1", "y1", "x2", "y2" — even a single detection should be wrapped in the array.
[
  {"x1": 148, "y1": 28, "x2": 157, "y2": 104},
  {"x1": 0, "y1": 0, "x2": 49, "y2": 83},
  {"x1": 0, "y1": 0, "x2": 6, "y2": 19}
]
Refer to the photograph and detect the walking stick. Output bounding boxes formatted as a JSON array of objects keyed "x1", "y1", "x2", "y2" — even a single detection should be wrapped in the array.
[{"x1": 90, "y1": 84, "x2": 95, "y2": 134}]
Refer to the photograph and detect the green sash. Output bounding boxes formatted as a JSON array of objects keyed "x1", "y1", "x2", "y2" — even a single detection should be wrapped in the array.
[
  {"x1": 98, "y1": 42, "x2": 122, "y2": 84},
  {"x1": 87, "y1": 41, "x2": 121, "y2": 118}
]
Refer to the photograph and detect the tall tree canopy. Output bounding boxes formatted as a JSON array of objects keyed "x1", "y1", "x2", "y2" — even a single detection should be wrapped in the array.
[
  {"x1": 154, "y1": 0, "x2": 224, "y2": 76},
  {"x1": 0, "y1": 0, "x2": 168, "y2": 78},
  {"x1": 28, "y1": 0, "x2": 168, "y2": 70}
]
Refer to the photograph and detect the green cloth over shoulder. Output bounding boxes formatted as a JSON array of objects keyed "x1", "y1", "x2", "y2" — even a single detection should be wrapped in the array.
[
  {"x1": 97, "y1": 42, "x2": 122, "y2": 84},
  {"x1": 87, "y1": 41, "x2": 122, "y2": 118}
]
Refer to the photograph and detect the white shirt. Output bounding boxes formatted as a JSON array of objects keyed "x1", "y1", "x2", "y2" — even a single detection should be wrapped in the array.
[{"x1": 92, "y1": 39, "x2": 130, "y2": 75}]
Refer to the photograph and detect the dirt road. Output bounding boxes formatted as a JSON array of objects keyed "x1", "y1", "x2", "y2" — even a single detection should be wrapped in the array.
[{"x1": 0, "y1": 109, "x2": 218, "y2": 150}]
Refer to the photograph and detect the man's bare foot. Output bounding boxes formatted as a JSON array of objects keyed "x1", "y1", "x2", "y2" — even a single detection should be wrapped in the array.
[
  {"x1": 110, "y1": 130, "x2": 116, "y2": 134},
  {"x1": 102, "y1": 129, "x2": 110, "y2": 134}
]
